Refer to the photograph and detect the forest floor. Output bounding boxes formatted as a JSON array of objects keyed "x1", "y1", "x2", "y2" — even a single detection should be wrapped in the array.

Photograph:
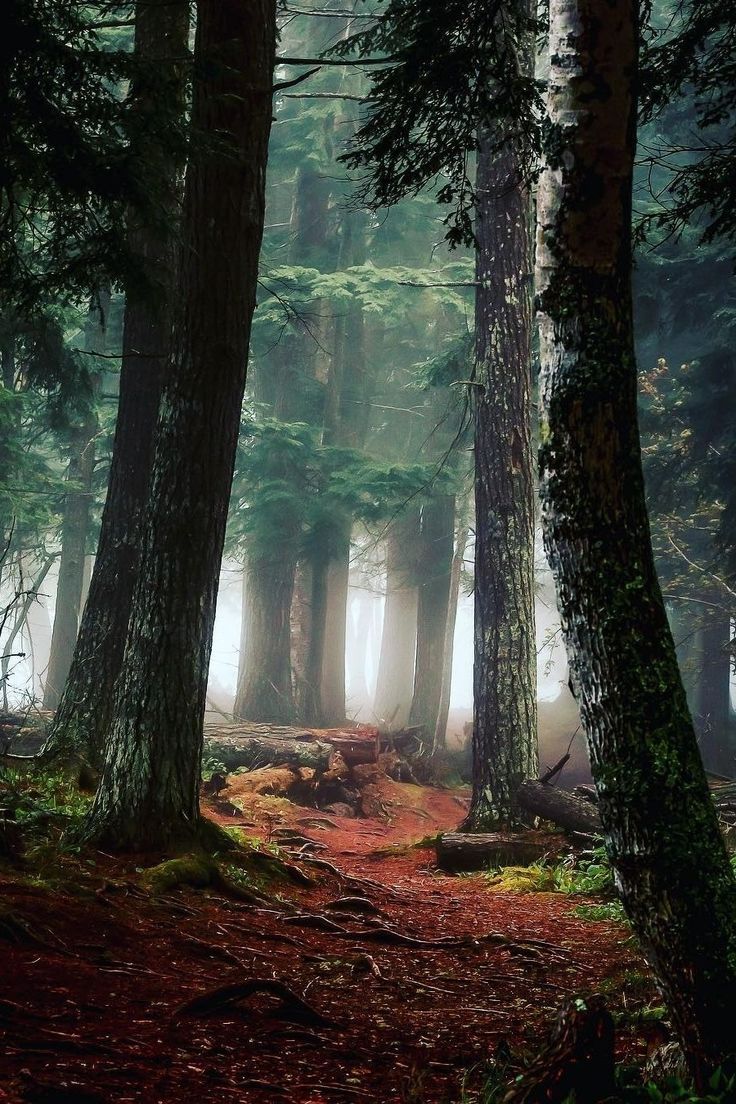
[{"x1": 0, "y1": 775, "x2": 659, "y2": 1104}]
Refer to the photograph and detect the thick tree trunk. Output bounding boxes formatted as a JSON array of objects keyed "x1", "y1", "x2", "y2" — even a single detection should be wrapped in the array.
[
  {"x1": 42, "y1": 0, "x2": 189, "y2": 767},
  {"x1": 81, "y1": 0, "x2": 276, "y2": 852},
  {"x1": 410, "y1": 496, "x2": 455, "y2": 735},
  {"x1": 234, "y1": 551, "x2": 297, "y2": 724},
  {"x1": 43, "y1": 296, "x2": 107, "y2": 710},
  {"x1": 537, "y1": 0, "x2": 736, "y2": 1079},
  {"x1": 374, "y1": 509, "x2": 420, "y2": 729},
  {"x1": 433, "y1": 519, "x2": 469, "y2": 751},
  {"x1": 463, "y1": 123, "x2": 538, "y2": 830}
]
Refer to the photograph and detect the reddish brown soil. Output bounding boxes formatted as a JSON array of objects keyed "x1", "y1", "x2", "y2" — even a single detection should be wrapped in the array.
[{"x1": 0, "y1": 782, "x2": 654, "y2": 1104}]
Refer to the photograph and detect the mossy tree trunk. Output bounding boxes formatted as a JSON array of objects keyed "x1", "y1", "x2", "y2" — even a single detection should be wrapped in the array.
[
  {"x1": 537, "y1": 0, "x2": 736, "y2": 1080},
  {"x1": 41, "y1": 0, "x2": 189, "y2": 767},
  {"x1": 463, "y1": 123, "x2": 538, "y2": 830},
  {"x1": 81, "y1": 0, "x2": 276, "y2": 852}
]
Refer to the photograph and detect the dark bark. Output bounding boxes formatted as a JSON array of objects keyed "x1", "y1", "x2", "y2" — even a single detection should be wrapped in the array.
[
  {"x1": 374, "y1": 509, "x2": 420, "y2": 729},
  {"x1": 81, "y1": 0, "x2": 276, "y2": 852},
  {"x1": 234, "y1": 551, "x2": 297, "y2": 724},
  {"x1": 43, "y1": 296, "x2": 108, "y2": 711},
  {"x1": 516, "y1": 780, "x2": 602, "y2": 835},
  {"x1": 42, "y1": 0, "x2": 189, "y2": 766},
  {"x1": 463, "y1": 123, "x2": 538, "y2": 831},
  {"x1": 537, "y1": 0, "x2": 736, "y2": 1078}
]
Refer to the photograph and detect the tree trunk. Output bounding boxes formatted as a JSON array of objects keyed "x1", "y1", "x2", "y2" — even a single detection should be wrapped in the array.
[
  {"x1": 433, "y1": 518, "x2": 470, "y2": 751},
  {"x1": 320, "y1": 545, "x2": 350, "y2": 725},
  {"x1": 374, "y1": 509, "x2": 420, "y2": 729},
  {"x1": 81, "y1": 0, "x2": 276, "y2": 852},
  {"x1": 43, "y1": 295, "x2": 108, "y2": 711},
  {"x1": 410, "y1": 496, "x2": 455, "y2": 735},
  {"x1": 41, "y1": 0, "x2": 189, "y2": 767},
  {"x1": 695, "y1": 597, "x2": 733, "y2": 775},
  {"x1": 313, "y1": 208, "x2": 370, "y2": 727},
  {"x1": 463, "y1": 122, "x2": 538, "y2": 831},
  {"x1": 301, "y1": 543, "x2": 330, "y2": 727},
  {"x1": 537, "y1": 0, "x2": 736, "y2": 1079},
  {"x1": 234, "y1": 551, "x2": 297, "y2": 724}
]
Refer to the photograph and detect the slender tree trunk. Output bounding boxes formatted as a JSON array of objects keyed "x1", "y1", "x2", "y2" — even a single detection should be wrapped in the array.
[
  {"x1": 410, "y1": 495, "x2": 455, "y2": 734},
  {"x1": 309, "y1": 208, "x2": 370, "y2": 726},
  {"x1": 434, "y1": 517, "x2": 470, "y2": 752},
  {"x1": 374, "y1": 509, "x2": 420, "y2": 729},
  {"x1": 43, "y1": 295, "x2": 107, "y2": 710},
  {"x1": 292, "y1": 561, "x2": 313, "y2": 718},
  {"x1": 321, "y1": 546, "x2": 350, "y2": 724},
  {"x1": 42, "y1": 0, "x2": 189, "y2": 767},
  {"x1": 301, "y1": 543, "x2": 330, "y2": 726},
  {"x1": 346, "y1": 589, "x2": 373, "y2": 713},
  {"x1": 463, "y1": 122, "x2": 538, "y2": 830},
  {"x1": 537, "y1": 0, "x2": 736, "y2": 1079},
  {"x1": 81, "y1": 0, "x2": 276, "y2": 852},
  {"x1": 695, "y1": 597, "x2": 733, "y2": 774},
  {"x1": 234, "y1": 551, "x2": 297, "y2": 723}
]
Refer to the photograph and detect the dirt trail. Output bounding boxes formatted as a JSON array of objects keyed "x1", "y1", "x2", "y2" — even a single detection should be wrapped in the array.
[{"x1": 0, "y1": 782, "x2": 651, "y2": 1104}]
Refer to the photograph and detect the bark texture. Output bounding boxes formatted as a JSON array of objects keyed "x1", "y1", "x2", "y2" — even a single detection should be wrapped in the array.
[
  {"x1": 42, "y1": 0, "x2": 189, "y2": 766},
  {"x1": 82, "y1": 0, "x2": 276, "y2": 851},
  {"x1": 537, "y1": 0, "x2": 736, "y2": 1078},
  {"x1": 464, "y1": 125, "x2": 538, "y2": 830}
]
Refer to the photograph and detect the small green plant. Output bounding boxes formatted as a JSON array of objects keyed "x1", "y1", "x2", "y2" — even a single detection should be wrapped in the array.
[
  {"x1": 201, "y1": 756, "x2": 227, "y2": 781},
  {"x1": 0, "y1": 766, "x2": 91, "y2": 829}
]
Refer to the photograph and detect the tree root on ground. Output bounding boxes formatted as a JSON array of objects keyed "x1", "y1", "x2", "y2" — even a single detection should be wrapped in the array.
[{"x1": 173, "y1": 978, "x2": 339, "y2": 1028}]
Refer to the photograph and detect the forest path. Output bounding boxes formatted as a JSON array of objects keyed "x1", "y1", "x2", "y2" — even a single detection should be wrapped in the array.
[{"x1": 1, "y1": 783, "x2": 654, "y2": 1104}]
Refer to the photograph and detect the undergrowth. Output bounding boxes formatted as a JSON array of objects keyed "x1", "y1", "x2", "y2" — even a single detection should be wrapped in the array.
[
  {"x1": 480, "y1": 845, "x2": 626, "y2": 922},
  {"x1": 459, "y1": 1060, "x2": 735, "y2": 1103}
]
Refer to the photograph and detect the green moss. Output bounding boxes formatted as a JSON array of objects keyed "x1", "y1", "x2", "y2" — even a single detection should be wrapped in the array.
[{"x1": 141, "y1": 854, "x2": 218, "y2": 895}]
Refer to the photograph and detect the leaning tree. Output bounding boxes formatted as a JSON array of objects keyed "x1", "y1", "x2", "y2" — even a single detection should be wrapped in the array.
[
  {"x1": 81, "y1": 0, "x2": 277, "y2": 851},
  {"x1": 537, "y1": 0, "x2": 736, "y2": 1080}
]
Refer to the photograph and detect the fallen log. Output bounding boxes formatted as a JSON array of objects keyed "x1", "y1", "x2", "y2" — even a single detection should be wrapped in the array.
[
  {"x1": 517, "y1": 780, "x2": 602, "y2": 835},
  {"x1": 202, "y1": 721, "x2": 379, "y2": 768},
  {"x1": 203, "y1": 734, "x2": 332, "y2": 774},
  {"x1": 436, "y1": 831, "x2": 561, "y2": 873}
]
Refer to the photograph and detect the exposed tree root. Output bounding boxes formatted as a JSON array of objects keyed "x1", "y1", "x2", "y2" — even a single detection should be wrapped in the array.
[
  {"x1": 173, "y1": 978, "x2": 339, "y2": 1028},
  {"x1": 140, "y1": 854, "x2": 268, "y2": 906},
  {"x1": 282, "y1": 911, "x2": 564, "y2": 954}
]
